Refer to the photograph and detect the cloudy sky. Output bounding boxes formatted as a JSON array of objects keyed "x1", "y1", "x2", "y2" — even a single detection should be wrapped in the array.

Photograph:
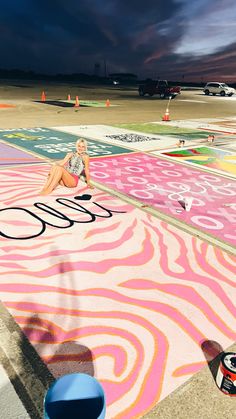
[{"x1": 1, "y1": 0, "x2": 236, "y2": 82}]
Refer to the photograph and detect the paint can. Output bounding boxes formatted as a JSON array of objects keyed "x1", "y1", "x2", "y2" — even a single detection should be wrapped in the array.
[{"x1": 216, "y1": 352, "x2": 236, "y2": 396}]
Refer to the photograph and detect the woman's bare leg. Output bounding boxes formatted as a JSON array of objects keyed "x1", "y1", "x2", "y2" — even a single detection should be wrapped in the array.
[
  {"x1": 40, "y1": 165, "x2": 56, "y2": 191},
  {"x1": 40, "y1": 165, "x2": 63, "y2": 195},
  {"x1": 40, "y1": 165, "x2": 77, "y2": 195}
]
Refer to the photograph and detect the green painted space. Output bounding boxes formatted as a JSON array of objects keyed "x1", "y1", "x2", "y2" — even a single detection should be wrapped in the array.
[
  {"x1": 37, "y1": 100, "x2": 115, "y2": 108},
  {"x1": 0, "y1": 128, "x2": 132, "y2": 159},
  {"x1": 79, "y1": 100, "x2": 115, "y2": 107},
  {"x1": 161, "y1": 146, "x2": 236, "y2": 175},
  {"x1": 63, "y1": 100, "x2": 115, "y2": 107},
  {"x1": 114, "y1": 123, "x2": 213, "y2": 140}
]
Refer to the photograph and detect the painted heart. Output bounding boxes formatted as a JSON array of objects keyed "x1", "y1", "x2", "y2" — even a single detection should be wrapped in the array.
[{"x1": 74, "y1": 194, "x2": 92, "y2": 201}]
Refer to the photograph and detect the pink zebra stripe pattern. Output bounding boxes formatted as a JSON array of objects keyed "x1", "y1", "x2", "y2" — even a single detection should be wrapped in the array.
[{"x1": 0, "y1": 164, "x2": 236, "y2": 418}]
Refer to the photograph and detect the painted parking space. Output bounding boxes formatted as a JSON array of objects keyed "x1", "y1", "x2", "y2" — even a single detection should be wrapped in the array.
[
  {"x1": 89, "y1": 152, "x2": 236, "y2": 249},
  {"x1": 156, "y1": 146, "x2": 236, "y2": 177},
  {"x1": 53, "y1": 125, "x2": 178, "y2": 151},
  {"x1": 108, "y1": 121, "x2": 236, "y2": 151},
  {"x1": 37, "y1": 100, "x2": 115, "y2": 108},
  {"x1": 152, "y1": 118, "x2": 236, "y2": 134},
  {"x1": 0, "y1": 128, "x2": 133, "y2": 159},
  {"x1": 0, "y1": 142, "x2": 43, "y2": 166},
  {"x1": 55, "y1": 123, "x2": 236, "y2": 155},
  {"x1": 208, "y1": 119, "x2": 236, "y2": 130},
  {"x1": 0, "y1": 164, "x2": 235, "y2": 418},
  {"x1": 112, "y1": 122, "x2": 214, "y2": 141},
  {"x1": 74, "y1": 100, "x2": 117, "y2": 107}
]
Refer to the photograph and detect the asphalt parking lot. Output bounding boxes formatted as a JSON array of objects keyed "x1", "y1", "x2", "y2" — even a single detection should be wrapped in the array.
[
  {"x1": 0, "y1": 81, "x2": 236, "y2": 419},
  {"x1": 1, "y1": 81, "x2": 236, "y2": 128}
]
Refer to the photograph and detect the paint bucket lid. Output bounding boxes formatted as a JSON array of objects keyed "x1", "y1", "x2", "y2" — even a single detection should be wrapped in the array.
[
  {"x1": 44, "y1": 373, "x2": 106, "y2": 419},
  {"x1": 221, "y1": 352, "x2": 236, "y2": 373}
]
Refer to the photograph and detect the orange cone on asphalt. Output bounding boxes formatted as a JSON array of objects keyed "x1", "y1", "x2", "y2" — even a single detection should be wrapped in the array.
[
  {"x1": 162, "y1": 108, "x2": 170, "y2": 121},
  {"x1": 74, "y1": 96, "x2": 80, "y2": 107},
  {"x1": 106, "y1": 99, "x2": 110, "y2": 107},
  {"x1": 41, "y1": 91, "x2": 46, "y2": 102}
]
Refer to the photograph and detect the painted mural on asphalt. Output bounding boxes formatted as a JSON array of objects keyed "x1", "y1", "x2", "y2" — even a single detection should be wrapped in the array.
[
  {"x1": 158, "y1": 146, "x2": 236, "y2": 176},
  {"x1": 89, "y1": 152, "x2": 236, "y2": 248},
  {"x1": 0, "y1": 141, "x2": 42, "y2": 166},
  {"x1": 0, "y1": 128, "x2": 133, "y2": 159},
  {"x1": 1, "y1": 164, "x2": 235, "y2": 418}
]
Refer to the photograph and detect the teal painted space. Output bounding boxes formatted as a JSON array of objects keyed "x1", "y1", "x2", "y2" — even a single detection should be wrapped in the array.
[{"x1": 0, "y1": 128, "x2": 133, "y2": 159}]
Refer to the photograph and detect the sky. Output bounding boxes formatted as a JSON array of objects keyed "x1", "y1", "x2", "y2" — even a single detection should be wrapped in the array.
[{"x1": 1, "y1": 0, "x2": 236, "y2": 82}]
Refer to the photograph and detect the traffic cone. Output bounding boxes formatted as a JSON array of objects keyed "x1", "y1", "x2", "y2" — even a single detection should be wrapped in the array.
[
  {"x1": 67, "y1": 94, "x2": 71, "y2": 101},
  {"x1": 41, "y1": 91, "x2": 46, "y2": 102},
  {"x1": 162, "y1": 108, "x2": 170, "y2": 121},
  {"x1": 106, "y1": 99, "x2": 110, "y2": 107},
  {"x1": 74, "y1": 96, "x2": 80, "y2": 107}
]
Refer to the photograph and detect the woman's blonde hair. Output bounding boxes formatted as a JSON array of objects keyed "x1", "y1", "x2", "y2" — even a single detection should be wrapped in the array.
[{"x1": 76, "y1": 138, "x2": 87, "y2": 151}]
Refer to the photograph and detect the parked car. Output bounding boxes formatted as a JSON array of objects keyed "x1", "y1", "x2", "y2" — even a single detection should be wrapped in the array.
[
  {"x1": 138, "y1": 80, "x2": 181, "y2": 99},
  {"x1": 203, "y1": 82, "x2": 235, "y2": 97}
]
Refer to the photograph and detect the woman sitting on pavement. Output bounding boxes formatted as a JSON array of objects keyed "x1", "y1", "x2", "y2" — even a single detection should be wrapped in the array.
[{"x1": 40, "y1": 138, "x2": 93, "y2": 195}]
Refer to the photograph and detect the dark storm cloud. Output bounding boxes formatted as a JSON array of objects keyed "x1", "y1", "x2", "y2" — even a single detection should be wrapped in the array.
[{"x1": 1, "y1": 0, "x2": 236, "y2": 81}]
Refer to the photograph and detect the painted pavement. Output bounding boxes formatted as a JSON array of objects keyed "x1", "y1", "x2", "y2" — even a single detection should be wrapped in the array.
[
  {"x1": 150, "y1": 119, "x2": 236, "y2": 150},
  {"x1": 53, "y1": 124, "x2": 236, "y2": 154},
  {"x1": 89, "y1": 152, "x2": 236, "y2": 249},
  {"x1": 0, "y1": 128, "x2": 133, "y2": 159},
  {"x1": 151, "y1": 118, "x2": 236, "y2": 134},
  {"x1": 75, "y1": 100, "x2": 117, "y2": 107},
  {"x1": 157, "y1": 146, "x2": 236, "y2": 177},
  {"x1": 39, "y1": 100, "x2": 114, "y2": 108},
  {"x1": 0, "y1": 141, "x2": 43, "y2": 166},
  {"x1": 208, "y1": 119, "x2": 236, "y2": 131},
  {"x1": 53, "y1": 125, "x2": 178, "y2": 151},
  {"x1": 204, "y1": 135, "x2": 236, "y2": 152},
  {"x1": 0, "y1": 164, "x2": 236, "y2": 418}
]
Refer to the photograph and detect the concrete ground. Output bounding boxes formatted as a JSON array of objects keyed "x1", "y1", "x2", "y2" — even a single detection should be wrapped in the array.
[{"x1": 0, "y1": 81, "x2": 236, "y2": 418}]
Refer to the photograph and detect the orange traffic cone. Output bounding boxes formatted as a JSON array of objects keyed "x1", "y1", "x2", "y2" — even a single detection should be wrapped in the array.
[
  {"x1": 67, "y1": 94, "x2": 71, "y2": 101},
  {"x1": 74, "y1": 96, "x2": 80, "y2": 107},
  {"x1": 106, "y1": 99, "x2": 110, "y2": 107},
  {"x1": 162, "y1": 108, "x2": 170, "y2": 121},
  {"x1": 41, "y1": 91, "x2": 46, "y2": 102}
]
